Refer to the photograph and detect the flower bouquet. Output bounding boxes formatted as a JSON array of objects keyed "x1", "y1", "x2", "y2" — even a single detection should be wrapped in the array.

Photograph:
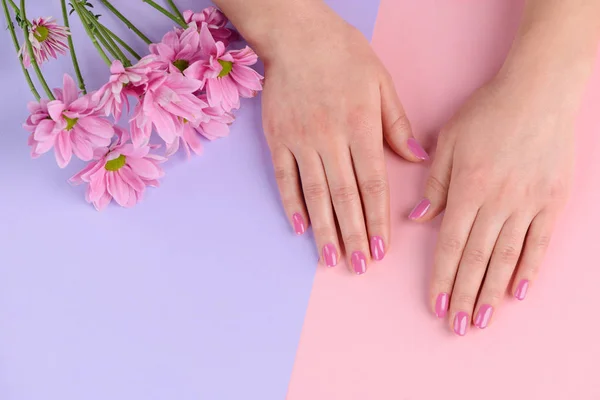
[{"x1": 2, "y1": 0, "x2": 263, "y2": 210}]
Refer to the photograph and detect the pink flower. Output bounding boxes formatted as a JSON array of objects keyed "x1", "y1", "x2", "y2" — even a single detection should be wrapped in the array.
[
  {"x1": 196, "y1": 24, "x2": 263, "y2": 111},
  {"x1": 130, "y1": 72, "x2": 208, "y2": 147},
  {"x1": 27, "y1": 74, "x2": 114, "y2": 168},
  {"x1": 19, "y1": 17, "x2": 70, "y2": 67},
  {"x1": 94, "y1": 58, "x2": 154, "y2": 121},
  {"x1": 183, "y1": 7, "x2": 238, "y2": 46},
  {"x1": 149, "y1": 28, "x2": 202, "y2": 75},
  {"x1": 69, "y1": 127, "x2": 166, "y2": 211}
]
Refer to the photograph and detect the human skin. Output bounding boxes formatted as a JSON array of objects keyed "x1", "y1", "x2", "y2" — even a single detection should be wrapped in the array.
[{"x1": 212, "y1": 0, "x2": 600, "y2": 334}]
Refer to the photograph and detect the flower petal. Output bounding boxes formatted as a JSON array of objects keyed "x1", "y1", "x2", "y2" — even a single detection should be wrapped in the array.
[
  {"x1": 55, "y1": 130, "x2": 72, "y2": 168},
  {"x1": 106, "y1": 171, "x2": 129, "y2": 207},
  {"x1": 118, "y1": 166, "x2": 145, "y2": 193},
  {"x1": 62, "y1": 74, "x2": 78, "y2": 106},
  {"x1": 127, "y1": 157, "x2": 162, "y2": 180}
]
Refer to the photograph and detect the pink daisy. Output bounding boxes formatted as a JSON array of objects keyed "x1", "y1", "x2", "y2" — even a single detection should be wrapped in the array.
[
  {"x1": 182, "y1": 7, "x2": 238, "y2": 46},
  {"x1": 149, "y1": 28, "x2": 203, "y2": 76},
  {"x1": 195, "y1": 24, "x2": 263, "y2": 111},
  {"x1": 27, "y1": 74, "x2": 114, "y2": 168},
  {"x1": 20, "y1": 16, "x2": 70, "y2": 67},
  {"x1": 69, "y1": 127, "x2": 166, "y2": 211}
]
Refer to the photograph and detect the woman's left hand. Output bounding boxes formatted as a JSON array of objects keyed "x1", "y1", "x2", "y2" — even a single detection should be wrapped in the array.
[{"x1": 410, "y1": 71, "x2": 581, "y2": 335}]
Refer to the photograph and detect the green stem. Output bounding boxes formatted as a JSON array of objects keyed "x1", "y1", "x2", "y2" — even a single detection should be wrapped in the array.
[
  {"x1": 60, "y1": 0, "x2": 86, "y2": 93},
  {"x1": 98, "y1": 0, "x2": 151, "y2": 44},
  {"x1": 104, "y1": 27, "x2": 141, "y2": 60},
  {"x1": 71, "y1": 1, "x2": 111, "y2": 66},
  {"x1": 142, "y1": 0, "x2": 186, "y2": 28},
  {"x1": 166, "y1": 0, "x2": 184, "y2": 22},
  {"x1": 20, "y1": 0, "x2": 54, "y2": 100},
  {"x1": 81, "y1": 6, "x2": 130, "y2": 66},
  {"x1": 2, "y1": 0, "x2": 39, "y2": 100}
]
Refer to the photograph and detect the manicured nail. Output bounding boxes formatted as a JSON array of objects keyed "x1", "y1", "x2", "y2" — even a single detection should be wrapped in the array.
[
  {"x1": 370, "y1": 236, "x2": 385, "y2": 261},
  {"x1": 435, "y1": 293, "x2": 449, "y2": 318},
  {"x1": 453, "y1": 312, "x2": 469, "y2": 336},
  {"x1": 322, "y1": 243, "x2": 338, "y2": 267},
  {"x1": 351, "y1": 251, "x2": 367, "y2": 275},
  {"x1": 407, "y1": 137, "x2": 429, "y2": 161},
  {"x1": 515, "y1": 279, "x2": 529, "y2": 301},
  {"x1": 474, "y1": 305, "x2": 494, "y2": 329},
  {"x1": 408, "y1": 198, "x2": 431, "y2": 220},
  {"x1": 292, "y1": 213, "x2": 306, "y2": 235}
]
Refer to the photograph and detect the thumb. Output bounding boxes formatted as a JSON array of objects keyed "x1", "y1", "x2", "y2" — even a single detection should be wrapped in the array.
[
  {"x1": 408, "y1": 132, "x2": 454, "y2": 222},
  {"x1": 380, "y1": 72, "x2": 429, "y2": 162}
]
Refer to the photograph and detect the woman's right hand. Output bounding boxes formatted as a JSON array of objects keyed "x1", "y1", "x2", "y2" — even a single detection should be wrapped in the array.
[{"x1": 242, "y1": 1, "x2": 429, "y2": 273}]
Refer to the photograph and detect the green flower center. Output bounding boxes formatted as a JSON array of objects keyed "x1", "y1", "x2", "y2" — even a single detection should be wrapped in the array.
[
  {"x1": 218, "y1": 60, "x2": 233, "y2": 77},
  {"x1": 173, "y1": 59, "x2": 190, "y2": 73},
  {"x1": 105, "y1": 155, "x2": 127, "y2": 171},
  {"x1": 34, "y1": 26, "x2": 49, "y2": 42},
  {"x1": 64, "y1": 116, "x2": 78, "y2": 130}
]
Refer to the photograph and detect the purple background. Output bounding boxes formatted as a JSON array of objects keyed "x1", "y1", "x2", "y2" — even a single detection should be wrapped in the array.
[{"x1": 0, "y1": 1, "x2": 380, "y2": 399}]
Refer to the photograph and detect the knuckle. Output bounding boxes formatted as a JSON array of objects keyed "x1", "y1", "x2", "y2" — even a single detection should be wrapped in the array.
[
  {"x1": 347, "y1": 107, "x2": 376, "y2": 138},
  {"x1": 462, "y1": 248, "x2": 488, "y2": 266},
  {"x1": 274, "y1": 166, "x2": 292, "y2": 184},
  {"x1": 482, "y1": 288, "x2": 504, "y2": 304},
  {"x1": 426, "y1": 175, "x2": 448, "y2": 196},
  {"x1": 434, "y1": 276, "x2": 456, "y2": 292},
  {"x1": 312, "y1": 225, "x2": 335, "y2": 241},
  {"x1": 439, "y1": 236, "x2": 464, "y2": 255},
  {"x1": 341, "y1": 232, "x2": 365, "y2": 247},
  {"x1": 534, "y1": 234, "x2": 552, "y2": 251},
  {"x1": 497, "y1": 244, "x2": 520, "y2": 265},
  {"x1": 331, "y1": 184, "x2": 360, "y2": 205},
  {"x1": 303, "y1": 182, "x2": 329, "y2": 202},
  {"x1": 454, "y1": 292, "x2": 477, "y2": 308},
  {"x1": 361, "y1": 178, "x2": 389, "y2": 198}
]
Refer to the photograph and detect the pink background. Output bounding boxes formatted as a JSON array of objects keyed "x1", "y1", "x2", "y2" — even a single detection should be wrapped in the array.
[{"x1": 287, "y1": 1, "x2": 600, "y2": 399}]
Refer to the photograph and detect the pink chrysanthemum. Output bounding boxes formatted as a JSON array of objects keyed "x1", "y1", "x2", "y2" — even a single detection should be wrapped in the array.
[
  {"x1": 195, "y1": 24, "x2": 263, "y2": 111},
  {"x1": 149, "y1": 28, "x2": 203, "y2": 76},
  {"x1": 26, "y1": 74, "x2": 114, "y2": 168},
  {"x1": 20, "y1": 16, "x2": 70, "y2": 67},
  {"x1": 94, "y1": 57, "x2": 154, "y2": 121},
  {"x1": 69, "y1": 127, "x2": 166, "y2": 211},
  {"x1": 182, "y1": 7, "x2": 238, "y2": 46}
]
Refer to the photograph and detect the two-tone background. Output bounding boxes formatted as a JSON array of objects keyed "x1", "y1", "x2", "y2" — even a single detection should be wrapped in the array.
[{"x1": 1, "y1": 1, "x2": 599, "y2": 399}]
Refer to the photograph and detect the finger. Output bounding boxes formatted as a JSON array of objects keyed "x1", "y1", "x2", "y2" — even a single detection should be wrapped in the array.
[
  {"x1": 408, "y1": 131, "x2": 454, "y2": 222},
  {"x1": 295, "y1": 150, "x2": 340, "y2": 268},
  {"x1": 322, "y1": 146, "x2": 370, "y2": 275},
  {"x1": 430, "y1": 191, "x2": 479, "y2": 321},
  {"x1": 379, "y1": 72, "x2": 429, "y2": 162},
  {"x1": 512, "y1": 209, "x2": 557, "y2": 301},
  {"x1": 474, "y1": 214, "x2": 529, "y2": 329},
  {"x1": 448, "y1": 210, "x2": 505, "y2": 336},
  {"x1": 350, "y1": 118, "x2": 390, "y2": 262},
  {"x1": 272, "y1": 145, "x2": 308, "y2": 235}
]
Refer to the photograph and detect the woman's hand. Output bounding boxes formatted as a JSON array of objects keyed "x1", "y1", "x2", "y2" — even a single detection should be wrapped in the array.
[{"x1": 253, "y1": 3, "x2": 427, "y2": 272}]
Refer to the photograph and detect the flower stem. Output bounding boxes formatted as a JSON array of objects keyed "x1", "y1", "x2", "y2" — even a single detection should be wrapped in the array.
[
  {"x1": 60, "y1": 0, "x2": 86, "y2": 94},
  {"x1": 142, "y1": 0, "x2": 186, "y2": 28},
  {"x1": 166, "y1": 0, "x2": 184, "y2": 22},
  {"x1": 20, "y1": 0, "x2": 54, "y2": 100},
  {"x1": 98, "y1": 0, "x2": 151, "y2": 44},
  {"x1": 80, "y1": 5, "x2": 130, "y2": 66},
  {"x1": 71, "y1": 0, "x2": 111, "y2": 66},
  {"x1": 1, "y1": 0, "x2": 39, "y2": 100},
  {"x1": 104, "y1": 26, "x2": 141, "y2": 60}
]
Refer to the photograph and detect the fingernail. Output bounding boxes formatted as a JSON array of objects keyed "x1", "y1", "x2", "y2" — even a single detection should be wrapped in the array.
[
  {"x1": 453, "y1": 312, "x2": 469, "y2": 336},
  {"x1": 322, "y1": 243, "x2": 338, "y2": 267},
  {"x1": 370, "y1": 236, "x2": 385, "y2": 261},
  {"x1": 292, "y1": 213, "x2": 306, "y2": 235},
  {"x1": 474, "y1": 304, "x2": 494, "y2": 329},
  {"x1": 407, "y1": 137, "x2": 429, "y2": 161},
  {"x1": 435, "y1": 293, "x2": 449, "y2": 318},
  {"x1": 351, "y1": 251, "x2": 367, "y2": 275},
  {"x1": 408, "y1": 198, "x2": 431, "y2": 220},
  {"x1": 515, "y1": 279, "x2": 529, "y2": 301}
]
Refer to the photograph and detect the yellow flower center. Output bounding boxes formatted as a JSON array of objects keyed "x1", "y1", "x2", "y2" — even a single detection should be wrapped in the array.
[
  {"x1": 218, "y1": 60, "x2": 233, "y2": 77},
  {"x1": 64, "y1": 116, "x2": 78, "y2": 130},
  {"x1": 173, "y1": 59, "x2": 189, "y2": 73},
  {"x1": 34, "y1": 26, "x2": 50, "y2": 42},
  {"x1": 105, "y1": 155, "x2": 127, "y2": 171}
]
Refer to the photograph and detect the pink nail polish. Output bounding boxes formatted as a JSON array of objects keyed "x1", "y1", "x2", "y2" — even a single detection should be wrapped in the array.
[
  {"x1": 351, "y1": 251, "x2": 367, "y2": 275},
  {"x1": 323, "y1": 244, "x2": 338, "y2": 267},
  {"x1": 435, "y1": 293, "x2": 449, "y2": 318},
  {"x1": 407, "y1": 138, "x2": 430, "y2": 161},
  {"x1": 292, "y1": 213, "x2": 306, "y2": 235},
  {"x1": 474, "y1": 305, "x2": 494, "y2": 329},
  {"x1": 408, "y1": 198, "x2": 431, "y2": 220},
  {"x1": 515, "y1": 279, "x2": 529, "y2": 301},
  {"x1": 453, "y1": 312, "x2": 469, "y2": 336},
  {"x1": 370, "y1": 236, "x2": 385, "y2": 261}
]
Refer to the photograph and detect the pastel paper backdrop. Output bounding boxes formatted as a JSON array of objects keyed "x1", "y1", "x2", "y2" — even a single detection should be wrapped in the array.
[
  {"x1": 0, "y1": 1, "x2": 379, "y2": 400},
  {"x1": 287, "y1": 1, "x2": 600, "y2": 399}
]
